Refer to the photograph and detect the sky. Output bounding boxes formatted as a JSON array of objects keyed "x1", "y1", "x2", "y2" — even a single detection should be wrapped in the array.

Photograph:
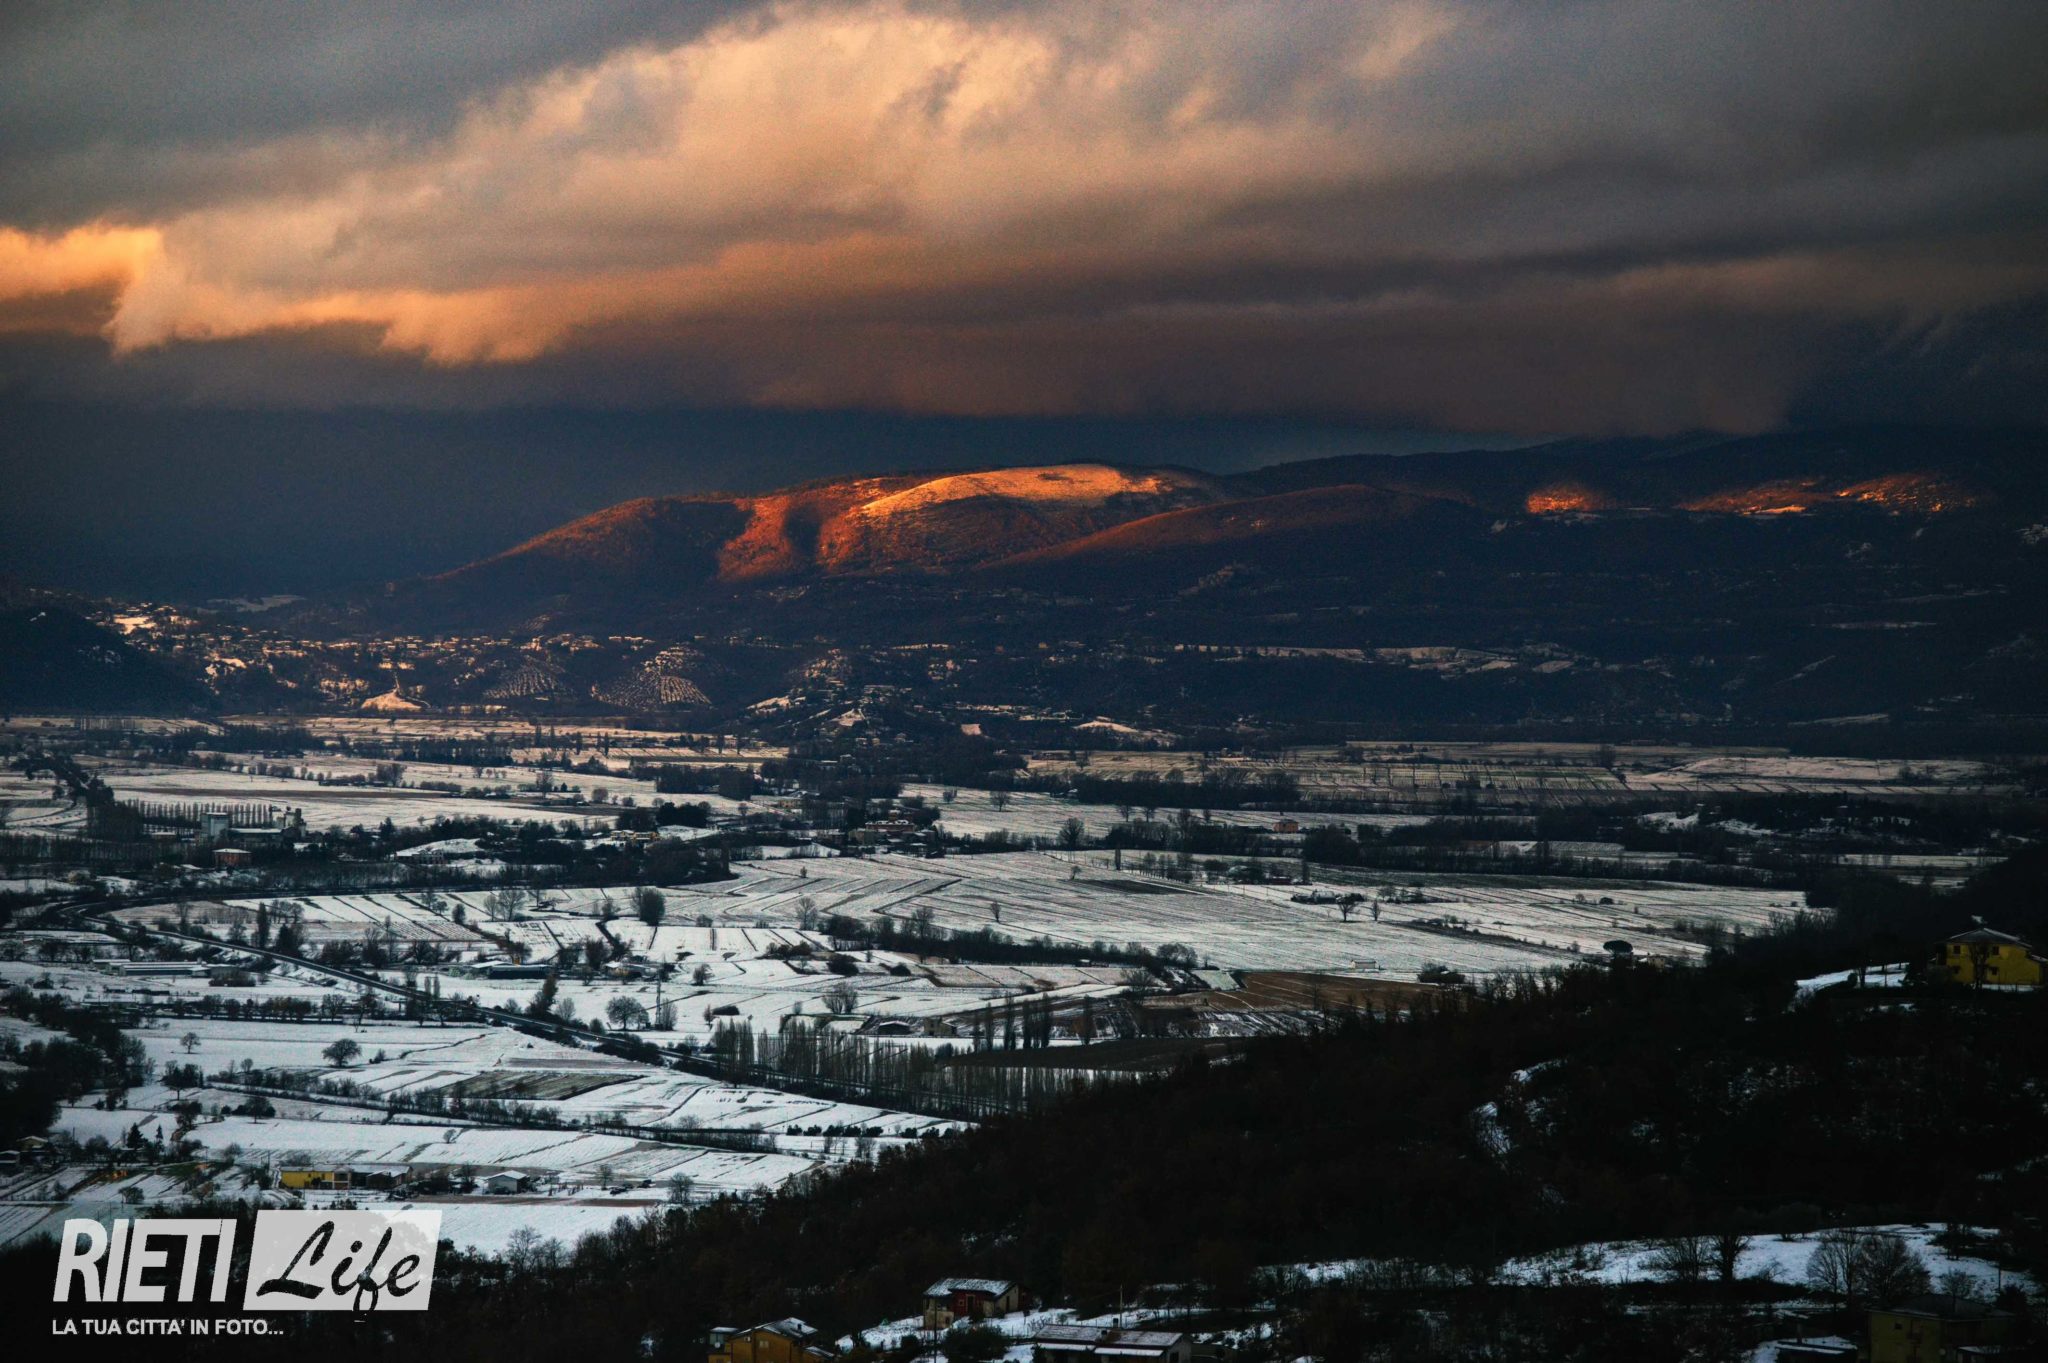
[{"x1": 2, "y1": 1, "x2": 2046, "y2": 594}]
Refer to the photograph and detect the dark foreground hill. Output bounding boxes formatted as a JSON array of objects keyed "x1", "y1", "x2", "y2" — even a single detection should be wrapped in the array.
[{"x1": 0, "y1": 604, "x2": 210, "y2": 714}]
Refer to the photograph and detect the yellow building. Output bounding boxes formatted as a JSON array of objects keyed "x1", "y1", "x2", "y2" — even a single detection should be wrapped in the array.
[
  {"x1": 1868, "y1": 1293, "x2": 2014, "y2": 1361},
  {"x1": 1942, "y1": 927, "x2": 2045, "y2": 988},
  {"x1": 707, "y1": 1319, "x2": 835, "y2": 1363},
  {"x1": 278, "y1": 1168, "x2": 347, "y2": 1191}
]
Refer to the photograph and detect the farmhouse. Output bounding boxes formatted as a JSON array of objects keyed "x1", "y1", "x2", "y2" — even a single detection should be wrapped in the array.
[
  {"x1": 1033, "y1": 1325, "x2": 1191, "y2": 1363},
  {"x1": 1941, "y1": 927, "x2": 2045, "y2": 987},
  {"x1": 277, "y1": 1163, "x2": 413, "y2": 1193},
  {"x1": 481, "y1": 1170, "x2": 535, "y2": 1194},
  {"x1": 707, "y1": 1319, "x2": 835, "y2": 1363},
  {"x1": 921, "y1": 1278, "x2": 1020, "y2": 1328},
  {"x1": 276, "y1": 1167, "x2": 345, "y2": 1192}
]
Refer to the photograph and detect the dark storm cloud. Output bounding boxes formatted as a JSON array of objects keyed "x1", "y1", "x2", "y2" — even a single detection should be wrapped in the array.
[
  {"x1": 0, "y1": 2, "x2": 749, "y2": 222},
  {"x1": 0, "y1": 0, "x2": 2044, "y2": 434}
]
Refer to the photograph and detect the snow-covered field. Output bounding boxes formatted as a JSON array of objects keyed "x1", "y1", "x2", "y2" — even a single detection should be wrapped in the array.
[
  {"x1": 0, "y1": 957, "x2": 359, "y2": 1008},
  {"x1": 633, "y1": 852, "x2": 1800, "y2": 977},
  {"x1": 131, "y1": 1017, "x2": 499, "y2": 1074},
  {"x1": 54, "y1": 1106, "x2": 815, "y2": 1194},
  {"x1": 76, "y1": 758, "x2": 620, "y2": 832},
  {"x1": 410, "y1": 1197, "x2": 667, "y2": 1254},
  {"x1": 906, "y1": 784, "x2": 1429, "y2": 841},
  {"x1": 1031, "y1": 746, "x2": 2006, "y2": 809},
  {"x1": 0, "y1": 767, "x2": 84, "y2": 832},
  {"x1": 97, "y1": 1015, "x2": 958, "y2": 1138},
  {"x1": 342, "y1": 852, "x2": 1791, "y2": 979}
]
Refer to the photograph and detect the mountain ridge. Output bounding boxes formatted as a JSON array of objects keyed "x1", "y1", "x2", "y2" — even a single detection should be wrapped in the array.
[{"x1": 340, "y1": 427, "x2": 2046, "y2": 633}]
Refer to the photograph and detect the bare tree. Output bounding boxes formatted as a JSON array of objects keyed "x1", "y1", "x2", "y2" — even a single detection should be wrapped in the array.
[
  {"x1": 1935, "y1": 1269, "x2": 1980, "y2": 1303},
  {"x1": 1806, "y1": 1230, "x2": 1930, "y2": 1308},
  {"x1": 1712, "y1": 1230, "x2": 1751, "y2": 1284},
  {"x1": 1856, "y1": 1232, "x2": 1931, "y2": 1306},
  {"x1": 1648, "y1": 1235, "x2": 1712, "y2": 1286}
]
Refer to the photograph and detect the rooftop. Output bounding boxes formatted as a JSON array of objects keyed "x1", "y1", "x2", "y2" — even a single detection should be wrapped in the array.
[
  {"x1": 1885, "y1": 1293, "x2": 2015, "y2": 1322},
  {"x1": 926, "y1": 1278, "x2": 1014, "y2": 1297},
  {"x1": 1949, "y1": 927, "x2": 2033, "y2": 947},
  {"x1": 1034, "y1": 1326, "x2": 1187, "y2": 1351}
]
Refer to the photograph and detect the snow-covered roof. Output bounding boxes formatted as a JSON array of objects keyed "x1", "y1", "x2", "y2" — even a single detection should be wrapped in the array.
[
  {"x1": 926, "y1": 1278, "x2": 1013, "y2": 1297},
  {"x1": 1115, "y1": 1334, "x2": 1185, "y2": 1350},
  {"x1": 753, "y1": 1318, "x2": 818, "y2": 1340},
  {"x1": 1887, "y1": 1293, "x2": 2015, "y2": 1321},
  {"x1": 1948, "y1": 926, "x2": 2032, "y2": 947},
  {"x1": 1035, "y1": 1327, "x2": 1185, "y2": 1353}
]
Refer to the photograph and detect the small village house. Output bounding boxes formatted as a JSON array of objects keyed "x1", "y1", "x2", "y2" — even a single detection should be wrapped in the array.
[
  {"x1": 922, "y1": 1278, "x2": 1020, "y2": 1328},
  {"x1": 707, "y1": 1319, "x2": 835, "y2": 1363},
  {"x1": 1942, "y1": 927, "x2": 2045, "y2": 987},
  {"x1": 1867, "y1": 1293, "x2": 2016, "y2": 1361}
]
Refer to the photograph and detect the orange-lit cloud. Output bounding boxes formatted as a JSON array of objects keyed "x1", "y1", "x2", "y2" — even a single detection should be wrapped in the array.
[
  {"x1": 0, "y1": 224, "x2": 162, "y2": 333},
  {"x1": 0, "y1": 0, "x2": 2044, "y2": 431}
]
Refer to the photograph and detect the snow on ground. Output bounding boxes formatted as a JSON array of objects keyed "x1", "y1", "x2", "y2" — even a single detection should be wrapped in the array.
[
  {"x1": 403, "y1": 1197, "x2": 665, "y2": 1254},
  {"x1": 0, "y1": 1012, "x2": 67, "y2": 1044},
  {"x1": 1498, "y1": 1226, "x2": 2028, "y2": 1295},
  {"x1": 0, "y1": 957, "x2": 350, "y2": 1008},
  {"x1": 1288, "y1": 1225, "x2": 2028, "y2": 1296},
  {"x1": 0, "y1": 1165, "x2": 275, "y2": 1250},
  {"x1": 1795, "y1": 963, "x2": 1912, "y2": 998}
]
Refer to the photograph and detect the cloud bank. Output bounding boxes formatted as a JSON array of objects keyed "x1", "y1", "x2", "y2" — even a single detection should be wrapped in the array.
[{"x1": 2, "y1": 0, "x2": 2045, "y2": 433}]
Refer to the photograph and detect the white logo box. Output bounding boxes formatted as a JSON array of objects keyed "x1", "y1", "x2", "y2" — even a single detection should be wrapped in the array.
[{"x1": 245, "y1": 1209, "x2": 442, "y2": 1312}]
